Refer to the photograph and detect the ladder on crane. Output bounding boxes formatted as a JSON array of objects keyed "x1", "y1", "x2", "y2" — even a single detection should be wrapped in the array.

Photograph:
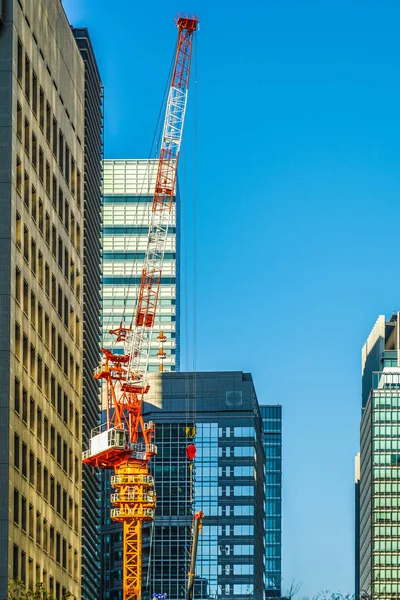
[{"x1": 82, "y1": 15, "x2": 199, "y2": 600}]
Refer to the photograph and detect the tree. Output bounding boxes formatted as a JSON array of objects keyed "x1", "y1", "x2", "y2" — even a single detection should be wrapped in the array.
[{"x1": 5, "y1": 580, "x2": 71, "y2": 600}]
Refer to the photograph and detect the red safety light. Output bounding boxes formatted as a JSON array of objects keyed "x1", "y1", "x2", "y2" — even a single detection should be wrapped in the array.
[{"x1": 186, "y1": 444, "x2": 196, "y2": 460}]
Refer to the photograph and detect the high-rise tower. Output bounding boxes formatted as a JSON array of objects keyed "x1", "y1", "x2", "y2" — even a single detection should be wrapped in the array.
[
  {"x1": 102, "y1": 159, "x2": 180, "y2": 371},
  {"x1": 357, "y1": 313, "x2": 400, "y2": 598},
  {"x1": 72, "y1": 27, "x2": 103, "y2": 600},
  {"x1": 0, "y1": 0, "x2": 85, "y2": 597},
  {"x1": 144, "y1": 371, "x2": 266, "y2": 600}
]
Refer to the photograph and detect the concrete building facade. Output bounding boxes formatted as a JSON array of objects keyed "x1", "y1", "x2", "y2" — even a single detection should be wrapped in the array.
[
  {"x1": 358, "y1": 313, "x2": 400, "y2": 599},
  {"x1": 0, "y1": 0, "x2": 85, "y2": 597}
]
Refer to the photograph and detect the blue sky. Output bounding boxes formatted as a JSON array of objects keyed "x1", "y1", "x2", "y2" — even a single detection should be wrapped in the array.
[{"x1": 64, "y1": 0, "x2": 400, "y2": 596}]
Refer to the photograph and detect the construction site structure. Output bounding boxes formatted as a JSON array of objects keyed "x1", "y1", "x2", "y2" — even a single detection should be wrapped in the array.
[{"x1": 82, "y1": 15, "x2": 199, "y2": 600}]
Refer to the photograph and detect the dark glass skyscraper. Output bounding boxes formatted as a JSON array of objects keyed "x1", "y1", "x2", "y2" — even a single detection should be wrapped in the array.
[
  {"x1": 143, "y1": 371, "x2": 267, "y2": 600},
  {"x1": 260, "y1": 406, "x2": 283, "y2": 599},
  {"x1": 72, "y1": 27, "x2": 103, "y2": 600}
]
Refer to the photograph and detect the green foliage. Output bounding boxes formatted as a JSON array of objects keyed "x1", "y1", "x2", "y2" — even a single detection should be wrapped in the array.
[{"x1": 6, "y1": 580, "x2": 72, "y2": 600}]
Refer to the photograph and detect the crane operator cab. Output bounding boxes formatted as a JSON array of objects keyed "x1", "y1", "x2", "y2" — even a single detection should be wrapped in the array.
[{"x1": 82, "y1": 425, "x2": 128, "y2": 465}]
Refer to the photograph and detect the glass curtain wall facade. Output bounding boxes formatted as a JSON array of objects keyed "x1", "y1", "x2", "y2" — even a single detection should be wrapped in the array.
[
  {"x1": 142, "y1": 371, "x2": 266, "y2": 600},
  {"x1": 261, "y1": 406, "x2": 282, "y2": 599},
  {"x1": 102, "y1": 159, "x2": 180, "y2": 370},
  {"x1": 0, "y1": 0, "x2": 85, "y2": 597},
  {"x1": 358, "y1": 313, "x2": 400, "y2": 599},
  {"x1": 71, "y1": 27, "x2": 103, "y2": 600}
]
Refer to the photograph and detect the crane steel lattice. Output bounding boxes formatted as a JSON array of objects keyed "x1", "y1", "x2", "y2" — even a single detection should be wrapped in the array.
[{"x1": 82, "y1": 15, "x2": 198, "y2": 600}]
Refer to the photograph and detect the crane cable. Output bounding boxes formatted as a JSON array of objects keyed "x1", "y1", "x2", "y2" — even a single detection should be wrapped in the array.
[{"x1": 184, "y1": 34, "x2": 198, "y2": 563}]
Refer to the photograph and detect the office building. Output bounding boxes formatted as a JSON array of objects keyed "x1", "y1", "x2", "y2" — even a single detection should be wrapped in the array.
[
  {"x1": 72, "y1": 27, "x2": 103, "y2": 600},
  {"x1": 0, "y1": 0, "x2": 85, "y2": 597},
  {"x1": 357, "y1": 313, "x2": 400, "y2": 598},
  {"x1": 261, "y1": 406, "x2": 282, "y2": 599},
  {"x1": 143, "y1": 371, "x2": 266, "y2": 600},
  {"x1": 102, "y1": 159, "x2": 180, "y2": 370}
]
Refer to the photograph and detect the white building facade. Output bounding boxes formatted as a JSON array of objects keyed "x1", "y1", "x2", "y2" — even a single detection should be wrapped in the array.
[{"x1": 102, "y1": 159, "x2": 180, "y2": 373}]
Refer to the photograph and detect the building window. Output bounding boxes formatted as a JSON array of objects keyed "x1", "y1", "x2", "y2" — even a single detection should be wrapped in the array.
[
  {"x1": 24, "y1": 55, "x2": 30, "y2": 102},
  {"x1": 77, "y1": 170, "x2": 81, "y2": 207},
  {"x1": 45, "y1": 161, "x2": 51, "y2": 196},
  {"x1": 65, "y1": 145, "x2": 70, "y2": 185},
  {"x1": 14, "y1": 434, "x2": 20, "y2": 470},
  {"x1": 17, "y1": 102, "x2": 22, "y2": 139},
  {"x1": 22, "y1": 334, "x2": 28, "y2": 369},
  {"x1": 46, "y1": 102, "x2": 51, "y2": 143},
  {"x1": 31, "y1": 239, "x2": 36, "y2": 274},
  {"x1": 39, "y1": 87, "x2": 44, "y2": 130},
  {"x1": 52, "y1": 118, "x2": 57, "y2": 156},
  {"x1": 233, "y1": 485, "x2": 254, "y2": 496},
  {"x1": 16, "y1": 212, "x2": 21, "y2": 248},
  {"x1": 31, "y1": 185, "x2": 37, "y2": 220},
  {"x1": 52, "y1": 175, "x2": 57, "y2": 209},
  {"x1": 32, "y1": 71, "x2": 38, "y2": 115},
  {"x1": 24, "y1": 117, "x2": 29, "y2": 155},
  {"x1": 45, "y1": 212, "x2": 50, "y2": 246},
  {"x1": 233, "y1": 446, "x2": 254, "y2": 457},
  {"x1": 21, "y1": 496, "x2": 26, "y2": 531},
  {"x1": 23, "y1": 171, "x2": 29, "y2": 208},
  {"x1": 45, "y1": 264, "x2": 50, "y2": 297},
  {"x1": 39, "y1": 147, "x2": 44, "y2": 181},
  {"x1": 13, "y1": 544, "x2": 18, "y2": 579},
  {"x1": 234, "y1": 465, "x2": 254, "y2": 477},
  {"x1": 14, "y1": 378, "x2": 20, "y2": 414},
  {"x1": 22, "y1": 389, "x2": 27, "y2": 423},
  {"x1": 16, "y1": 157, "x2": 22, "y2": 197},
  {"x1": 59, "y1": 131, "x2": 64, "y2": 174},
  {"x1": 39, "y1": 200, "x2": 43, "y2": 234},
  {"x1": 71, "y1": 158, "x2": 76, "y2": 196},
  {"x1": 17, "y1": 39, "x2": 23, "y2": 84},
  {"x1": 233, "y1": 524, "x2": 254, "y2": 535}
]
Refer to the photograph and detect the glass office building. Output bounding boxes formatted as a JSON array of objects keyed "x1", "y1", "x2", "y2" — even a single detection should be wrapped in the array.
[
  {"x1": 260, "y1": 406, "x2": 282, "y2": 599},
  {"x1": 358, "y1": 313, "x2": 400, "y2": 599},
  {"x1": 143, "y1": 371, "x2": 267, "y2": 600},
  {"x1": 102, "y1": 159, "x2": 179, "y2": 370}
]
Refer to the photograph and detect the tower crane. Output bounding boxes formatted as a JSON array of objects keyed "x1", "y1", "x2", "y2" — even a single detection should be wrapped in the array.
[{"x1": 82, "y1": 15, "x2": 198, "y2": 600}]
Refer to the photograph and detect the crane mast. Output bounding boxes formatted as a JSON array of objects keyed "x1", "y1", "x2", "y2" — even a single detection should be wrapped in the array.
[{"x1": 82, "y1": 15, "x2": 198, "y2": 600}]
